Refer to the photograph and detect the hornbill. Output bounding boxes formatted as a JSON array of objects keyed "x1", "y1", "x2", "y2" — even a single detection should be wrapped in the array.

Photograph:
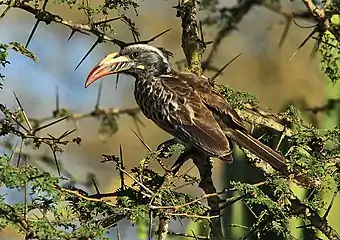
[{"x1": 85, "y1": 44, "x2": 313, "y2": 186}]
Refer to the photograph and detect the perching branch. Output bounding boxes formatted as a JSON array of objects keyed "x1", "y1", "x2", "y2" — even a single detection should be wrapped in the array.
[
  {"x1": 192, "y1": 154, "x2": 223, "y2": 239},
  {"x1": 242, "y1": 149, "x2": 340, "y2": 240}
]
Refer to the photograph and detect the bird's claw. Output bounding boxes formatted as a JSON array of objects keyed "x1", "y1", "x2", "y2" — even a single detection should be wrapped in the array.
[
  {"x1": 170, "y1": 149, "x2": 194, "y2": 176},
  {"x1": 156, "y1": 138, "x2": 176, "y2": 159}
]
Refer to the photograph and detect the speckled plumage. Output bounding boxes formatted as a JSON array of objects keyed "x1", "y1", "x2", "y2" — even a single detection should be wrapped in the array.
[{"x1": 86, "y1": 44, "x2": 291, "y2": 175}]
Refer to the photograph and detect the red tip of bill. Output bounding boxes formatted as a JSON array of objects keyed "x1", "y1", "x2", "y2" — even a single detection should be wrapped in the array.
[{"x1": 85, "y1": 64, "x2": 111, "y2": 88}]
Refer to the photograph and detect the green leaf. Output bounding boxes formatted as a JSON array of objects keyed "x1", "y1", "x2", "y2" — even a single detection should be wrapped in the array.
[{"x1": 8, "y1": 42, "x2": 38, "y2": 62}]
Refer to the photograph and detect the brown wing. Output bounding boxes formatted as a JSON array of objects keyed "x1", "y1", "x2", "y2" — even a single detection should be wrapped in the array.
[
  {"x1": 175, "y1": 72, "x2": 247, "y2": 132},
  {"x1": 160, "y1": 74, "x2": 232, "y2": 158},
  {"x1": 173, "y1": 73, "x2": 299, "y2": 179},
  {"x1": 161, "y1": 73, "x2": 317, "y2": 187}
]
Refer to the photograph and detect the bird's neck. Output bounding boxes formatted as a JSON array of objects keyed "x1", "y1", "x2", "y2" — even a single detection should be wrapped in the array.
[
  {"x1": 134, "y1": 68, "x2": 173, "y2": 84},
  {"x1": 135, "y1": 73, "x2": 159, "y2": 87},
  {"x1": 133, "y1": 73, "x2": 165, "y2": 120}
]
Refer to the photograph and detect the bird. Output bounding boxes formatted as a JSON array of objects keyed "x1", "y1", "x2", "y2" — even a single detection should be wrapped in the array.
[{"x1": 84, "y1": 44, "x2": 304, "y2": 183}]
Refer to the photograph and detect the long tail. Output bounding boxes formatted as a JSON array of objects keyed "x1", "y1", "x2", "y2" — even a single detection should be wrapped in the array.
[
  {"x1": 225, "y1": 129, "x2": 319, "y2": 188},
  {"x1": 225, "y1": 129, "x2": 290, "y2": 175}
]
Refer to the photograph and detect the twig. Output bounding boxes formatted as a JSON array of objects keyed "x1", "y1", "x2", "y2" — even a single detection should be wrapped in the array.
[
  {"x1": 166, "y1": 212, "x2": 218, "y2": 220},
  {"x1": 115, "y1": 165, "x2": 154, "y2": 196},
  {"x1": 167, "y1": 231, "x2": 209, "y2": 239},
  {"x1": 247, "y1": 149, "x2": 340, "y2": 240},
  {"x1": 119, "y1": 145, "x2": 125, "y2": 190},
  {"x1": 1, "y1": 0, "x2": 126, "y2": 47},
  {"x1": 300, "y1": 0, "x2": 340, "y2": 43},
  {"x1": 0, "y1": 0, "x2": 173, "y2": 54},
  {"x1": 13, "y1": 92, "x2": 32, "y2": 131},
  {"x1": 26, "y1": 106, "x2": 141, "y2": 136},
  {"x1": 55, "y1": 186, "x2": 117, "y2": 207},
  {"x1": 150, "y1": 193, "x2": 218, "y2": 210},
  {"x1": 288, "y1": 190, "x2": 340, "y2": 240}
]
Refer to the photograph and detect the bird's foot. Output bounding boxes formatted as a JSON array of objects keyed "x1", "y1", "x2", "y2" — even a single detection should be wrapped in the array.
[
  {"x1": 170, "y1": 150, "x2": 194, "y2": 176},
  {"x1": 156, "y1": 138, "x2": 176, "y2": 159}
]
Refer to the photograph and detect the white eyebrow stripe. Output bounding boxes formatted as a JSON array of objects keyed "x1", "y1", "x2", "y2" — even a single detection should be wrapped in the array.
[{"x1": 130, "y1": 44, "x2": 170, "y2": 65}]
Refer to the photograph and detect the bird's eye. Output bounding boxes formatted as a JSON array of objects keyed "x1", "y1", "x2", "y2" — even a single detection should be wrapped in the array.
[{"x1": 131, "y1": 52, "x2": 139, "y2": 58}]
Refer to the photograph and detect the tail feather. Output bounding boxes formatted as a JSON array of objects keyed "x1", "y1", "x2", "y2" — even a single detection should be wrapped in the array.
[
  {"x1": 225, "y1": 129, "x2": 321, "y2": 188},
  {"x1": 226, "y1": 129, "x2": 290, "y2": 176}
]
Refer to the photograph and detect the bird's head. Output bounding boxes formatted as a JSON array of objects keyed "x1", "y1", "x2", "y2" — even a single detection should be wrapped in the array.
[{"x1": 85, "y1": 44, "x2": 171, "y2": 88}]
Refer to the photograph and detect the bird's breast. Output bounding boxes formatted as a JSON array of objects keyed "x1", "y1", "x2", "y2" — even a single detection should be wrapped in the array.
[{"x1": 134, "y1": 79, "x2": 177, "y2": 133}]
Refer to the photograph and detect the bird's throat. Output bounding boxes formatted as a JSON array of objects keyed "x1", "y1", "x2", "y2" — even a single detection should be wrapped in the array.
[{"x1": 133, "y1": 75, "x2": 171, "y2": 126}]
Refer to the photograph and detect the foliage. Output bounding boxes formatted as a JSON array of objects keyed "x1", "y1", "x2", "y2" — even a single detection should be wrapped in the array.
[
  {"x1": 320, "y1": 30, "x2": 340, "y2": 83},
  {"x1": 0, "y1": 145, "x2": 209, "y2": 239}
]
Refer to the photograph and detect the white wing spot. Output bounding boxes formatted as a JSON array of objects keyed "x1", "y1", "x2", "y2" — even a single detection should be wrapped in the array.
[
  {"x1": 171, "y1": 102, "x2": 179, "y2": 111},
  {"x1": 186, "y1": 104, "x2": 195, "y2": 123}
]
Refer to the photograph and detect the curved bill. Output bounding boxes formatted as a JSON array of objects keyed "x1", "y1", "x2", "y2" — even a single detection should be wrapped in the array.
[{"x1": 85, "y1": 52, "x2": 134, "y2": 88}]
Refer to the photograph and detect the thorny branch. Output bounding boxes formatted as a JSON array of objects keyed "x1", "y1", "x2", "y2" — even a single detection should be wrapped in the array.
[
  {"x1": 201, "y1": 0, "x2": 339, "y2": 71},
  {"x1": 0, "y1": 0, "x2": 127, "y2": 47},
  {"x1": 0, "y1": 84, "x2": 142, "y2": 177},
  {"x1": 202, "y1": 0, "x2": 259, "y2": 71},
  {"x1": 28, "y1": 106, "x2": 141, "y2": 130},
  {"x1": 244, "y1": 150, "x2": 340, "y2": 240},
  {"x1": 0, "y1": 0, "x2": 171, "y2": 69},
  {"x1": 288, "y1": 191, "x2": 340, "y2": 240}
]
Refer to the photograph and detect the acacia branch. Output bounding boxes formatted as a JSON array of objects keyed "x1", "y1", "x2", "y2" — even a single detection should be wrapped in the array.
[
  {"x1": 244, "y1": 150, "x2": 340, "y2": 240},
  {"x1": 288, "y1": 190, "x2": 340, "y2": 240},
  {"x1": 201, "y1": 0, "x2": 331, "y2": 71},
  {"x1": 28, "y1": 106, "x2": 141, "y2": 129},
  {"x1": 56, "y1": 186, "x2": 117, "y2": 207},
  {"x1": 177, "y1": 0, "x2": 205, "y2": 75},
  {"x1": 192, "y1": 154, "x2": 223, "y2": 239},
  {"x1": 203, "y1": 0, "x2": 259, "y2": 71},
  {"x1": 0, "y1": 0, "x2": 127, "y2": 47},
  {"x1": 299, "y1": 0, "x2": 340, "y2": 42},
  {"x1": 235, "y1": 107, "x2": 295, "y2": 137}
]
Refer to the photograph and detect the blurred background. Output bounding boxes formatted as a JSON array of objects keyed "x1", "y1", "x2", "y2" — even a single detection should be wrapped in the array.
[{"x1": 0, "y1": 0, "x2": 336, "y2": 239}]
